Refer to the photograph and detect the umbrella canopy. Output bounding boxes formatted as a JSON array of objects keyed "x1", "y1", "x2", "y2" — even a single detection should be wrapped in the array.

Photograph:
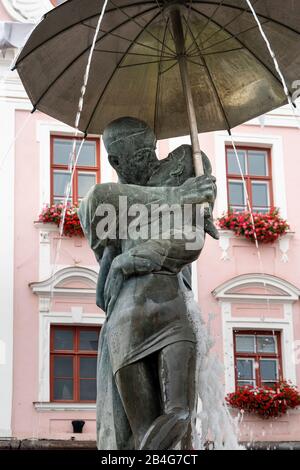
[{"x1": 14, "y1": 0, "x2": 300, "y2": 140}]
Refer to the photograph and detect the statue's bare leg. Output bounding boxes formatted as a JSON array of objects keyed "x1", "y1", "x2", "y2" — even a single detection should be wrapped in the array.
[
  {"x1": 115, "y1": 355, "x2": 161, "y2": 449},
  {"x1": 115, "y1": 341, "x2": 196, "y2": 450}
]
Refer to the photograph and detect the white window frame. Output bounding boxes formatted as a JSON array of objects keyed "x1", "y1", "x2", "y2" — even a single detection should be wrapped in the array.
[
  {"x1": 30, "y1": 266, "x2": 105, "y2": 409},
  {"x1": 213, "y1": 274, "x2": 299, "y2": 393},
  {"x1": 214, "y1": 132, "x2": 287, "y2": 218}
]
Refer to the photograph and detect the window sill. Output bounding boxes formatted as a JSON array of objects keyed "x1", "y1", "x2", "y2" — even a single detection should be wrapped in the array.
[
  {"x1": 33, "y1": 402, "x2": 96, "y2": 412},
  {"x1": 34, "y1": 221, "x2": 59, "y2": 232}
]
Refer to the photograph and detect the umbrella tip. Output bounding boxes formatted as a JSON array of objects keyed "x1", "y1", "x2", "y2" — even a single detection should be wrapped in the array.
[
  {"x1": 31, "y1": 106, "x2": 37, "y2": 114},
  {"x1": 227, "y1": 129, "x2": 232, "y2": 136}
]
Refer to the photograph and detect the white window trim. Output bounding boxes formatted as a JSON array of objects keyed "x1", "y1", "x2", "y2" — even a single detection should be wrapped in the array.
[
  {"x1": 36, "y1": 120, "x2": 110, "y2": 209},
  {"x1": 221, "y1": 302, "x2": 296, "y2": 393},
  {"x1": 30, "y1": 266, "x2": 105, "y2": 404},
  {"x1": 213, "y1": 274, "x2": 299, "y2": 393},
  {"x1": 33, "y1": 402, "x2": 96, "y2": 412},
  {"x1": 214, "y1": 132, "x2": 287, "y2": 219}
]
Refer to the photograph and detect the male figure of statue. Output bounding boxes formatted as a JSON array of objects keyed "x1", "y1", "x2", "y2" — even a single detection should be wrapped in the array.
[{"x1": 79, "y1": 117, "x2": 218, "y2": 450}]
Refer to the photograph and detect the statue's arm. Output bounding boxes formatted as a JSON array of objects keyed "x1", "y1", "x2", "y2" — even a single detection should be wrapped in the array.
[
  {"x1": 96, "y1": 244, "x2": 121, "y2": 311},
  {"x1": 104, "y1": 237, "x2": 201, "y2": 317}
]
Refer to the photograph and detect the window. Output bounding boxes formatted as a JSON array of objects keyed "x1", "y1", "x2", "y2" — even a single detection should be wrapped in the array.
[
  {"x1": 233, "y1": 330, "x2": 282, "y2": 389},
  {"x1": 50, "y1": 326, "x2": 100, "y2": 402},
  {"x1": 226, "y1": 147, "x2": 273, "y2": 213},
  {"x1": 51, "y1": 136, "x2": 100, "y2": 205}
]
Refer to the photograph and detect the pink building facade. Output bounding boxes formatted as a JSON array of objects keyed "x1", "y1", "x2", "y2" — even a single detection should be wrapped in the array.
[{"x1": 1, "y1": 1, "x2": 300, "y2": 449}]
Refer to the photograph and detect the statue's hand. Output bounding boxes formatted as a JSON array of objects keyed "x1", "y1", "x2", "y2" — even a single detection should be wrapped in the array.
[{"x1": 180, "y1": 174, "x2": 217, "y2": 205}]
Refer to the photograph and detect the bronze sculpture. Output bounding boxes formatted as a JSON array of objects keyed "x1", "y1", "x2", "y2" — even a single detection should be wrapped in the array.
[{"x1": 79, "y1": 117, "x2": 217, "y2": 450}]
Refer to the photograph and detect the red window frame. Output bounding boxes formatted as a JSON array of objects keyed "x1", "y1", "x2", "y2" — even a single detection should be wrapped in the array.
[
  {"x1": 50, "y1": 135, "x2": 100, "y2": 205},
  {"x1": 233, "y1": 330, "x2": 283, "y2": 389},
  {"x1": 50, "y1": 325, "x2": 100, "y2": 403},
  {"x1": 225, "y1": 146, "x2": 274, "y2": 212}
]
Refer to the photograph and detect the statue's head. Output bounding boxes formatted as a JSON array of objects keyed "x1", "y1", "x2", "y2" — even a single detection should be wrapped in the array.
[{"x1": 103, "y1": 116, "x2": 158, "y2": 184}]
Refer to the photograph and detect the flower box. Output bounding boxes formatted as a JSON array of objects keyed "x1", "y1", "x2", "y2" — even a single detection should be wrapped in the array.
[
  {"x1": 217, "y1": 209, "x2": 289, "y2": 244},
  {"x1": 38, "y1": 203, "x2": 83, "y2": 238},
  {"x1": 226, "y1": 382, "x2": 300, "y2": 418}
]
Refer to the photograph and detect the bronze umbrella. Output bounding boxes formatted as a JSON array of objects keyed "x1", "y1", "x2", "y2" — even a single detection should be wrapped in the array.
[{"x1": 14, "y1": 0, "x2": 300, "y2": 174}]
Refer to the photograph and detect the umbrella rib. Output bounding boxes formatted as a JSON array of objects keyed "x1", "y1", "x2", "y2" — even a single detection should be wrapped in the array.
[
  {"x1": 94, "y1": 29, "x2": 174, "y2": 57},
  {"x1": 191, "y1": 1, "x2": 300, "y2": 35},
  {"x1": 30, "y1": 7, "x2": 161, "y2": 109},
  {"x1": 187, "y1": 0, "x2": 260, "y2": 56},
  {"x1": 186, "y1": 58, "x2": 205, "y2": 67},
  {"x1": 199, "y1": 22, "x2": 268, "y2": 54},
  {"x1": 108, "y1": 0, "x2": 176, "y2": 56},
  {"x1": 195, "y1": 47, "x2": 244, "y2": 56},
  {"x1": 189, "y1": 6, "x2": 294, "y2": 96},
  {"x1": 184, "y1": 0, "x2": 194, "y2": 43},
  {"x1": 183, "y1": 17, "x2": 231, "y2": 132},
  {"x1": 15, "y1": 1, "x2": 158, "y2": 68},
  {"x1": 159, "y1": 61, "x2": 178, "y2": 75},
  {"x1": 93, "y1": 49, "x2": 171, "y2": 59},
  {"x1": 118, "y1": 58, "x2": 175, "y2": 67},
  {"x1": 197, "y1": 0, "x2": 261, "y2": 51},
  {"x1": 185, "y1": 0, "x2": 226, "y2": 54},
  {"x1": 154, "y1": 17, "x2": 169, "y2": 135},
  {"x1": 84, "y1": 10, "x2": 162, "y2": 133}
]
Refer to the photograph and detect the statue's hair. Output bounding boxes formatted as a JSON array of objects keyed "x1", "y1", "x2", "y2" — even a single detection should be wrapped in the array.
[{"x1": 103, "y1": 116, "x2": 156, "y2": 154}]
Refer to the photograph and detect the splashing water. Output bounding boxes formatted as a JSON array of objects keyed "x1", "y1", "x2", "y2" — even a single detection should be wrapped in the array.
[
  {"x1": 58, "y1": 0, "x2": 109, "y2": 238},
  {"x1": 229, "y1": 134, "x2": 271, "y2": 321},
  {"x1": 245, "y1": 0, "x2": 300, "y2": 128},
  {"x1": 184, "y1": 289, "x2": 243, "y2": 450},
  {"x1": 50, "y1": 0, "x2": 109, "y2": 299}
]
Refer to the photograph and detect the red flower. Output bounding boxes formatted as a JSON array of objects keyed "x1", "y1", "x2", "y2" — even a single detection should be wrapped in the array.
[
  {"x1": 225, "y1": 382, "x2": 300, "y2": 418},
  {"x1": 217, "y1": 209, "x2": 289, "y2": 244},
  {"x1": 38, "y1": 203, "x2": 84, "y2": 238}
]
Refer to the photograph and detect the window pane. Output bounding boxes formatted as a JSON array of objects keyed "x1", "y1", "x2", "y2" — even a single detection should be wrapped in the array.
[
  {"x1": 54, "y1": 378, "x2": 73, "y2": 400},
  {"x1": 78, "y1": 172, "x2": 96, "y2": 199},
  {"x1": 248, "y1": 151, "x2": 268, "y2": 176},
  {"x1": 237, "y1": 359, "x2": 254, "y2": 380},
  {"x1": 262, "y1": 382, "x2": 277, "y2": 389},
  {"x1": 227, "y1": 150, "x2": 246, "y2": 175},
  {"x1": 77, "y1": 141, "x2": 96, "y2": 167},
  {"x1": 257, "y1": 336, "x2": 277, "y2": 354},
  {"x1": 252, "y1": 181, "x2": 269, "y2": 209},
  {"x1": 79, "y1": 330, "x2": 99, "y2": 351},
  {"x1": 53, "y1": 139, "x2": 96, "y2": 167},
  {"x1": 260, "y1": 359, "x2": 278, "y2": 382},
  {"x1": 54, "y1": 356, "x2": 73, "y2": 378},
  {"x1": 238, "y1": 380, "x2": 255, "y2": 388},
  {"x1": 80, "y1": 379, "x2": 96, "y2": 401},
  {"x1": 236, "y1": 335, "x2": 255, "y2": 353},
  {"x1": 54, "y1": 329, "x2": 74, "y2": 351},
  {"x1": 53, "y1": 139, "x2": 72, "y2": 165},
  {"x1": 228, "y1": 181, "x2": 245, "y2": 208},
  {"x1": 53, "y1": 170, "x2": 71, "y2": 198},
  {"x1": 80, "y1": 357, "x2": 97, "y2": 378}
]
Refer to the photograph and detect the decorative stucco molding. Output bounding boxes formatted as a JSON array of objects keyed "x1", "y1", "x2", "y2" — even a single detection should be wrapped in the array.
[
  {"x1": 213, "y1": 273, "x2": 300, "y2": 304},
  {"x1": 278, "y1": 232, "x2": 294, "y2": 263},
  {"x1": 30, "y1": 265, "x2": 98, "y2": 298},
  {"x1": 218, "y1": 230, "x2": 233, "y2": 261},
  {"x1": 2, "y1": 0, "x2": 54, "y2": 22}
]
